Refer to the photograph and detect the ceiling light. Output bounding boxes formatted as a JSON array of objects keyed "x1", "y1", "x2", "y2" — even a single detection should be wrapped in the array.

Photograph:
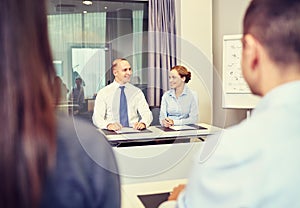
[{"x1": 82, "y1": 0, "x2": 92, "y2": 6}]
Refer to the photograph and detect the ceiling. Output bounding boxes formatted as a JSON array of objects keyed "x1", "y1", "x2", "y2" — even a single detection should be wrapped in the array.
[{"x1": 47, "y1": 0, "x2": 146, "y2": 15}]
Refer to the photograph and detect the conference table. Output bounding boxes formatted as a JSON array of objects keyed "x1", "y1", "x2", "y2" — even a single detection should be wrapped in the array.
[
  {"x1": 100, "y1": 123, "x2": 220, "y2": 147},
  {"x1": 99, "y1": 123, "x2": 221, "y2": 208}
]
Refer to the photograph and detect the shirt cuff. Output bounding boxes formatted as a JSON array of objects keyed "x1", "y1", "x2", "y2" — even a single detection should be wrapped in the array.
[
  {"x1": 173, "y1": 119, "x2": 183, "y2": 126},
  {"x1": 157, "y1": 200, "x2": 177, "y2": 208},
  {"x1": 139, "y1": 120, "x2": 150, "y2": 128}
]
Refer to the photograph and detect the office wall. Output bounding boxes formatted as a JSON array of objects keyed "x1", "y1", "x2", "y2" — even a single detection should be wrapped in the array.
[
  {"x1": 212, "y1": 0, "x2": 251, "y2": 128},
  {"x1": 176, "y1": 0, "x2": 213, "y2": 124},
  {"x1": 172, "y1": 0, "x2": 253, "y2": 127}
]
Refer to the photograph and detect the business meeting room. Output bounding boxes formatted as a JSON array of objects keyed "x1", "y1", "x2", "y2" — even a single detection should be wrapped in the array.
[
  {"x1": 47, "y1": 0, "x2": 256, "y2": 208},
  {"x1": 3, "y1": 0, "x2": 299, "y2": 207}
]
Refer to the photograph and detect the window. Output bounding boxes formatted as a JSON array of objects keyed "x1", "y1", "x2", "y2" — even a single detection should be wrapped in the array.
[{"x1": 47, "y1": 0, "x2": 148, "y2": 100}]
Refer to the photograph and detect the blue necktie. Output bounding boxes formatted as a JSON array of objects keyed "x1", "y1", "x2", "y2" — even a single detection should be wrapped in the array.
[{"x1": 119, "y1": 86, "x2": 129, "y2": 127}]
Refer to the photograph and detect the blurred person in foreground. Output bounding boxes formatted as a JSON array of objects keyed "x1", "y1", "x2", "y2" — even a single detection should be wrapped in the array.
[
  {"x1": 160, "y1": 0, "x2": 300, "y2": 207},
  {"x1": 0, "y1": 0, "x2": 120, "y2": 207}
]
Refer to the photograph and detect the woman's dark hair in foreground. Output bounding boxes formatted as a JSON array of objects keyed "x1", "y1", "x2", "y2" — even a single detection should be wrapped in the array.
[{"x1": 0, "y1": 0, "x2": 58, "y2": 207}]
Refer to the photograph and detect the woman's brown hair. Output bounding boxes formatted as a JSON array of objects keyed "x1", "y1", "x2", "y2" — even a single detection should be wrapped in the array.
[
  {"x1": 0, "y1": 0, "x2": 57, "y2": 207},
  {"x1": 171, "y1": 65, "x2": 191, "y2": 83}
]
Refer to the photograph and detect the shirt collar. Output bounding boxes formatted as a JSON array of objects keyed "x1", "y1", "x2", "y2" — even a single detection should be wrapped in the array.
[
  {"x1": 113, "y1": 80, "x2": 129, "y2": 88},
  {"x1": 169, "y1": 85, "x2": 188, "y2": 98},
  {"x1": 253, "y1": 81, "x2": 300, "y2": 114}
]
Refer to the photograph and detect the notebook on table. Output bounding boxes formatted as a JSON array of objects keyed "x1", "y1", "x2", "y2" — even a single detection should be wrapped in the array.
[{"x1": 156, "y1": 124, "x2": 207, "y2": 132}]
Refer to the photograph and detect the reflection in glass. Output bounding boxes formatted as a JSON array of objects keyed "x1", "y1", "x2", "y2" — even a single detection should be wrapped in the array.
[{"x1": 47, "y1": 0, "x2": 148, "y2": 103}]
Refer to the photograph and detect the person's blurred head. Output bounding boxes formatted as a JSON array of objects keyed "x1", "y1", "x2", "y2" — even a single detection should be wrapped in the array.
[
  {"x1": 0, "y1": 0, "x2": 57, "y2": 207},
  {"x1": 75, "y1": 77, "x2": 83, "y2": 88},
  {"x1": 169, "y1": 65, "x2": 191, "y2": 89},
  {"x1": 242, "y1": 0, "x2": 300, "y2": 96},
  {"x1": 112, "y1": 58, "x2": 132, "y2": 85}
]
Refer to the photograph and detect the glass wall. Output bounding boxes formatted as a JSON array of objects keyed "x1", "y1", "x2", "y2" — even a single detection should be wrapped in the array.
[{"x1": 47, "y1": 0, "x2": 148, "y2": 102}]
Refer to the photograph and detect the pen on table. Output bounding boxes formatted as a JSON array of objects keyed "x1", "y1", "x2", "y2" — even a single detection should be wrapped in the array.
[{"x1": 165, "y1": 118, "x2": 174, "y2": 126}]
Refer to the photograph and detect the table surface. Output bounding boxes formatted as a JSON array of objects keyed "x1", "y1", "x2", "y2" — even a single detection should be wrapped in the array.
[
  {"x1": 122, "y1": 178, "x2": 187, "y2": 208},
  {"x1": 99, "y1": 123, "x2": 221, "y2": 142}
]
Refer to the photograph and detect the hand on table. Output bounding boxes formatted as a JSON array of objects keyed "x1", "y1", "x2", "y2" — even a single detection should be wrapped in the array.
[
  {"x1": 162, "y1": 118, "x2": 174, "y2": 128},
  {"x1": 133, "y1": 122, "x2": 146, "y2": 130},
  {"x1": 168, "y1": 184, "x2": 186, "y2": 201},
  {"x1": 107, "y1": 122, "x2": 123, "y2": 131}
]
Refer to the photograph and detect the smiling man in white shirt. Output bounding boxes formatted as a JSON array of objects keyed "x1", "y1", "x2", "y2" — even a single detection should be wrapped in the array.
[{"x1": 92, "y1": 58, "x2": 153, "y2": 131}]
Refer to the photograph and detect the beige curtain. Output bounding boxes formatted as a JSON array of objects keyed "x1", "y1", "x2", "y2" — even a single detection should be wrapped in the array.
[{"x1": 147, "y1": 0, "x2": 177, "y2": 106}]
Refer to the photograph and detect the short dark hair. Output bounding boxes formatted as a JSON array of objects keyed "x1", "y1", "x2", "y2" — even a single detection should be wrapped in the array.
[
  {"x1": 243, "y1": 0, "x2": 300, "y2": 66},
  {"x1": 75, "y1": 77, "x2": 82, "y2": 82},
  {"x1": 111, "y1": 58, "x2": 128, "y2": 71}
]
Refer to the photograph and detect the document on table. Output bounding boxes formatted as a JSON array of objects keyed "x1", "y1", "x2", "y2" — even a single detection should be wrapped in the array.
[
  {"x1": 169, "y1": 125, "x2": 197, "y2": 131},
  {"x1": 115, "y1": 127, "x2": 142, "y2": 134}
]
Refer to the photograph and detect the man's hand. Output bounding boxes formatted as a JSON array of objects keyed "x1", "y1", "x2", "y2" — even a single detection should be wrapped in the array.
[
  {"x1": 107, "y1": 122, "x2": 122, "y2": 131},
  {"x1": 133, "y1": 122, "x2": 146, "y2": 130},
  {"x1": 168, "y1": 184, "x2": 186, "y2": 201}
]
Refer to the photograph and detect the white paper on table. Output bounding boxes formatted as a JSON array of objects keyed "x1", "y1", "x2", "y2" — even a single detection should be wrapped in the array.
[
  {"x1": 169, "y1": 125, "x2": 197, "y2": 131},
  {"x1": 115, "y1": 127, "x2": 142, "y2": 134}
]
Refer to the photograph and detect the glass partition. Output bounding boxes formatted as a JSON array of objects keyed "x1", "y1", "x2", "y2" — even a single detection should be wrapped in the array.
[{"x1": 47, "y1": 0, "x2": 148, "y2": 104}]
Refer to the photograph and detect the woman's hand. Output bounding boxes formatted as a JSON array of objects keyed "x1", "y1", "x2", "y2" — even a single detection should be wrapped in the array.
[{"x1": 162, "y1": 118, "x2": 174, "y2": 127}]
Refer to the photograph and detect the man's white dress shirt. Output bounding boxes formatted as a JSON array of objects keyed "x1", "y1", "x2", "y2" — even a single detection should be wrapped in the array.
[{"x1": 92, "y1": 81, "x2": 153, "y2": 129}]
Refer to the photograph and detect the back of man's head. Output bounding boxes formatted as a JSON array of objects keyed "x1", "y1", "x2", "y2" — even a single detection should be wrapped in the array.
[{"x1": 243, "y1": 0, "x2": 300, "y2": 66}]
